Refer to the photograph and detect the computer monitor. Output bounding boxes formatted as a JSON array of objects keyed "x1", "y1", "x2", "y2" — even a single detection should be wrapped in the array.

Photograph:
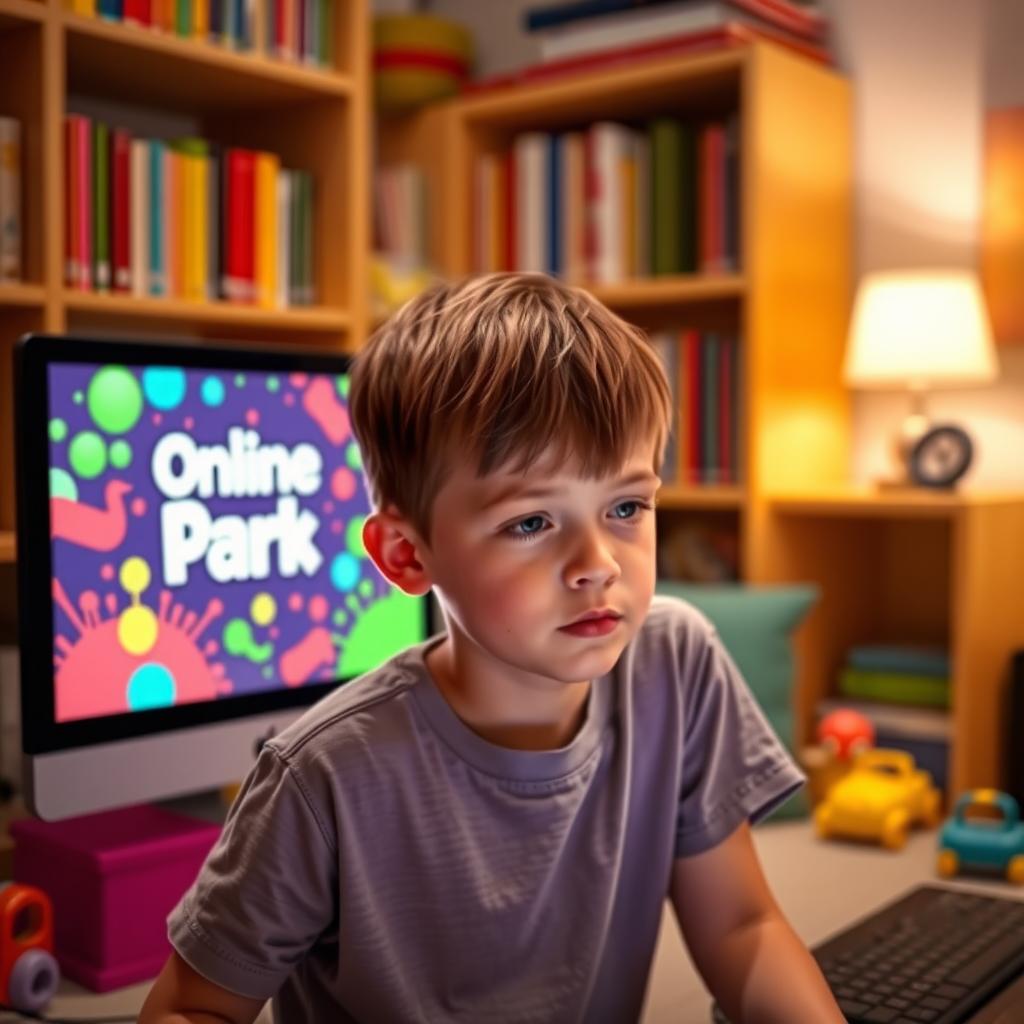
[{"x1": 15, "y1": 334, "x2": 430, "y2": 821}]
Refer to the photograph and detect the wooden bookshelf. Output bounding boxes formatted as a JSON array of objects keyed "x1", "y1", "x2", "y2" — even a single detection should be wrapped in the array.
[
  {"x1": 377, "y1": 42, "x2": 1024, "y2": 799},
  {"x1": 0, "y1": 0, "x2": 370, "y2": 543}
]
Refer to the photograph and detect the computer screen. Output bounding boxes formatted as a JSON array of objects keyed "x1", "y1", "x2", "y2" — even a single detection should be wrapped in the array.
[{"x1": 16, "y1": 335, "x2": 430, "y2": 820}]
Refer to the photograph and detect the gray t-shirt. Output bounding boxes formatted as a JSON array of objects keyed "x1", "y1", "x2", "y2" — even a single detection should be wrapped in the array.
[{"x1": 167, "y1": 595, "x2": 804, "y2": 1023}]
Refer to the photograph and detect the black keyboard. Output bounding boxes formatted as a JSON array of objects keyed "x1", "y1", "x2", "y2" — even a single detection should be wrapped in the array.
[{"x1": 711, "y1": 885, "x2": 1024, "y2": 1023}]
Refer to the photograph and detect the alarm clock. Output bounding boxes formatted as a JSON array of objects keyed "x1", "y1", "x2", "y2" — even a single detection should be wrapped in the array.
[{"x1": 908, "y1": 424, "x2": 973, "y2": 489}]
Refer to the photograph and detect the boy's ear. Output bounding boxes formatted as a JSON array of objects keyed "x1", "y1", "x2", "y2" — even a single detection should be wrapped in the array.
[{"x1": 362, "y1": 509, "x2": 433, "y2": 597}]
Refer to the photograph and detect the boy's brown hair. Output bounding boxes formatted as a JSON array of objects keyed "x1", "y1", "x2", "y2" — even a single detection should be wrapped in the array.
[{"x1": 349, "y1": 272, "x2": 672, "y2": 545}]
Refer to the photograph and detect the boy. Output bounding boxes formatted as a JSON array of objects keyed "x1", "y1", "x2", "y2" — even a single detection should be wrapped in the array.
[{"x1": 140, "y1": 273, "x2": 842, "y2": 1023}]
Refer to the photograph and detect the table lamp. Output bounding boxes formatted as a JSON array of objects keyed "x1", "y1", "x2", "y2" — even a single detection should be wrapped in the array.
[{"x1": 843, "y1": 269, "x2": 999, "y2": 489}]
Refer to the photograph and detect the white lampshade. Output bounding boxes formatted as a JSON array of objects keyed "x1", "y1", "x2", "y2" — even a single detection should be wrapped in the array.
[{"x1": 843, "y1": 270, "x2": 999, "y2": 389}]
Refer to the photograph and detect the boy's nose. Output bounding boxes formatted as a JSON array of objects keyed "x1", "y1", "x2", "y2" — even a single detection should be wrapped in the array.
[{"x1": 563, "y1": 532, "x2": 621, "y2": 589}]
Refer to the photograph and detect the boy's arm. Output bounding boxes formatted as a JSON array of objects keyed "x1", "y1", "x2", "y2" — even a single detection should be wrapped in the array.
[
  {"x1": 138, "y1": 951, "x2": 266, "y2": 1024},
  {"x1": 670, "y1": 822, "x2": 844, "y2": 1024}
]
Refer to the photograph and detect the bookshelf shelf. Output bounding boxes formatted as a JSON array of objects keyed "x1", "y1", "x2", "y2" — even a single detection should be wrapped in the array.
[
  {"x1": 0, "y1": 284, "x2": 45, "y2": 308},
  {"x1": 63, "y1": 292, "x2": 352, "y2": 334},
  {"x1": 588, "y1": 274, "x2": 744, "y2": 310},
  {"x1": 658, "y1": 484, "x2": 745, "y2": 510},
  {"x1": 65, "y1": 15, "x2": 354, "y2": 111},
  {"x1": 0, "y1": 0, "x2": 44, "y2": 26},
  {"x1": 459, "y1": 48, "x2": 744, "y2": 130},
  {"x1": 770, "y1": 487, "x2": 1024, "y2": 519}
]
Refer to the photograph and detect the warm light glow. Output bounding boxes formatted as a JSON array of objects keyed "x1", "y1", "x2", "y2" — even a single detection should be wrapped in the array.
[{"x1": 844, "y1": 270, "x2": 999, "y2": 388}]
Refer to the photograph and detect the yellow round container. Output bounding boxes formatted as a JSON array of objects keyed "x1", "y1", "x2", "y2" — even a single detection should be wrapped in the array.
[{"x1": 373, "y1": 14, "x2": 473, "y2": 112}]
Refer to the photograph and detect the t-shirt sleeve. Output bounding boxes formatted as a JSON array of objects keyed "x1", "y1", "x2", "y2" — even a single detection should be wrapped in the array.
[
  {"x1": 674, "y1": 620, "x2": 805, "y2": 858},
  {"x1": 167, "y1": 743, "x2": 338, "y2": 1000}
]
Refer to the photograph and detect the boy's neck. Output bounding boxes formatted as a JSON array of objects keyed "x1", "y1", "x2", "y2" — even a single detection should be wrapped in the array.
[{"x1": 424, "y1": 638, "x2": 592, "y2": 752}]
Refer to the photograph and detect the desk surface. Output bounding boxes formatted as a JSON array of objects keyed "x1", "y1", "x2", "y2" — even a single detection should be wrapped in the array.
[{"x1": 14, "y1": 821, "x2": 1024, "y2": 1024}]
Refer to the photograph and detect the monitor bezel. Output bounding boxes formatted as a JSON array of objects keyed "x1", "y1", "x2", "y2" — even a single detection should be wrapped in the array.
[{"x1": 16, "y1": 333, "x2": 430, "y2": 756}]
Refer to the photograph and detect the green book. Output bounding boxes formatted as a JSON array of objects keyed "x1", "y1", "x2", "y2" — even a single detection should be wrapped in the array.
[
  {"x1": 838, "y1": 668, "x2": 951, "y2": 708},
  {"x1": 176, "y1": 0, "x2": 190, "y2": 37},
  {"x1": 702, "y1": 333, "x2": 719, "y2": 483},
  {"x1": 649, "y1": 118, "x2": 681, "y2": 275},
  {"x1": 319, "y1": 0, "x2": 333, "y2": 67},
  {"x1": 93, "y1": 120, "x2": 109, "y2": 293}
]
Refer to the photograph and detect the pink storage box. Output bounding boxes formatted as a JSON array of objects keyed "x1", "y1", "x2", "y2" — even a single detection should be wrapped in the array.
[{"x1": 10, "y1": 804, "x2": 221, "y2": 992}]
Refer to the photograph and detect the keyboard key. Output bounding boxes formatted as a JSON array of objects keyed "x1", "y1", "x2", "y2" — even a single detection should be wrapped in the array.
[
  {"x1": 931, "y1": 983, "x2": 968, "y2": 1000},
  {"x1": 948, "y1": 933, "x2": 1024, "y2": 987},
  {"x1": 884, "y1": 997, "x2": 912, "y2": 1010},
  {"x1": 837, "y1": 999, "x2": 871, "y2": 1017},
  {"x1": 905, "y1": 1010, "x2": 938, "y2": 1022},
  {"x1": 862, "y1": 1009, "x2": 900, "y2": 1023}
]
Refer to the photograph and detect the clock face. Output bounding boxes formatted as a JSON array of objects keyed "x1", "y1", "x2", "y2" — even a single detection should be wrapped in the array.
[{"x1": 909, "y1": 424, "x2": 973, "y2": 488}]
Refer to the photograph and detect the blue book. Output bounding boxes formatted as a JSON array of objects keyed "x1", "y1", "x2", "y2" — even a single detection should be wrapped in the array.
[
  {"x1": 547, "y1": 135, "x2": 561, "y2": 276},
  {"x1": 848, "y1": 645, "x2": 951, "y2": 679},
  {"x1": 525, "y1": 0, "x2": 646, "y2": 32},
  {"x1": 148, "y1": 140, "x2": 164, "y2": 298},
  {"x1": 97, "y1": 0, "x2": 122, "y2": 20}
]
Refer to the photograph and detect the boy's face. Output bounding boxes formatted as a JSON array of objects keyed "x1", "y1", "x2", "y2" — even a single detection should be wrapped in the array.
[{"x1": 409, "y1": 435, "x2": 661, "y2": 691}]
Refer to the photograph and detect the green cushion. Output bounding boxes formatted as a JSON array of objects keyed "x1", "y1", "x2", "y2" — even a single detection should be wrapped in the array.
[{"x1": 654, "y1": 581, "x2": 819, "y2": 820}]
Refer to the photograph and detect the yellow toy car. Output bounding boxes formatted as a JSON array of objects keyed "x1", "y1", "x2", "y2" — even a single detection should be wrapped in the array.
[{"x1": 814, "y1": 748, "x2": 942, "y2": 850}]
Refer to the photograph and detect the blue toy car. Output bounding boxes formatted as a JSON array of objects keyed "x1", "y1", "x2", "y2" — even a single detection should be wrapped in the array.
[{"x1": 937, "y1": 789, "x2": 1024, "y2": 884}]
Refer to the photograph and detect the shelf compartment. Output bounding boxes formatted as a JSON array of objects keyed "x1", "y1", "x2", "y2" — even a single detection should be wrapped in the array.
[
  {"x1": 63, "y1": 291, "x2": 351, "y2": 334},
  {"x1": 64, "y1": 13, "x2": 354, "y2": 113}
]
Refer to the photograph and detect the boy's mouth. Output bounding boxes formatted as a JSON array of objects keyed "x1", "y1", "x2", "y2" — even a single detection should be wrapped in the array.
[{"x1": 560, "y1": 608, "x2": 622, "y2": 628}]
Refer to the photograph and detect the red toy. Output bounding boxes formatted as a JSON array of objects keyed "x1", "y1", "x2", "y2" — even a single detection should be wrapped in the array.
[
  {"x1": 817, "y1": 708, "x2": 875, "y2": 761},
  {"x1": 0, "y1": 883, "x2": 59, "y2": 1013}
]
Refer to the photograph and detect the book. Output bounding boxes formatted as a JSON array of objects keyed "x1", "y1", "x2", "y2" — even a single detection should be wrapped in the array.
[
  {"x1": 547, "y1": 134, "x2": 561, "y2": 276},
  {"x1": 586, "y1": 121, "x2": 633, "y2": 282},
  {"x1": 466, "y1": 22, "x2": 830, "y2": 97},
  {"x1": 0, "y1": 118, "x2": 20, "y2": 283},
  {"x1": 148, "y1": 139, "x2": 165, "y2": 296},
  {"x1": 92, "y1": 119, "x2": 110, "y2": 292},
  {"x1": 77, "y1": 117, "x2": 92, "y2": 291},
  {"x1": 514, "y1": 132, "x2": 548, "y2": 274},
  {"x1": 527, "y1": 0, "x2": 827, "y2": 61},
  {"x1": 701, "y1": 332, "x2": 719, "y2": 483},
  {"x1": 111, "y1": 128, "x2": 132, "y2": 293},
  {"x1": 649, "y1": 332, "x2": 680, "y2": 484},
  {"x1": 699, "y1": 121, "x2": 726, "y2": 273},
  {"x1": 847, "y1": 644, "x2": 951, "y2": 678},
  {"x1": 276, "y1": 168, "x2": 290, "y2": 308},
  {"x1": 718, "y1": 332, "x2": 732, "y2": 483},
  {"x1": 838, "y1": 668, "x2": 951, "y2": 709},
  {"x1": 648, "y1": 117, "x2": 696, "y2": 275},
  {"x1": 130, "y1": 138, "x2": 149, "y2": 297},
  {"x1": 685, "y1": 329, "x2": 701, "y2": 483},
  {"x1": 632, "y1": 131, "x2": 650, "y2": 278},
  {"x1": 65, "y1": 117, "x2": 79, "y2": 287},
  {"x1": 256, "y1": 150, "x2": 279, "y2": 308},
  {"x1": 560, "y1": 131, "x2": 585, "y2": 282},
  {"x1": 225, "y1": 148, "x2": 255, "y2": 302}
]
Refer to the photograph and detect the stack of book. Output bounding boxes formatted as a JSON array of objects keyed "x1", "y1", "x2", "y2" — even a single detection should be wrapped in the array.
[
  {"x1": 64, "y1": 115, "x2": 316, "y2": 307},
  {"x1": 473, "y1": 116, "x2": 738, "y2": 283},
  {"x1": 65, "y1": 0, "x2": 335, "y2": 68},
  {"x1": 0, "y1": 117, "x2": 20, "y2": 284},
  {"x1": 827, "y1": 644, "x2": 953, "y2": 789},
  {"x1": 650, "y1": 329, "x2": 740, "y2": 486}
]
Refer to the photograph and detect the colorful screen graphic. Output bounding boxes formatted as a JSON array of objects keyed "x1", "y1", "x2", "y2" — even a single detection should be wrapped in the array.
[{"x1": 47, "y1": 362, "x2": 425, "y2": 724}]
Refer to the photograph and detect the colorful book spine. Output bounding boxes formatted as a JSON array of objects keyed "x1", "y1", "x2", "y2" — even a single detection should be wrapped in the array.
[
  {"x1": 92, "y1": 119, "x2": 110, "y2": 293},
  {"x1": 123, "y1": 0, "x2": 147, "y2": 25},
  {"x1": 685, "y1": 329, "x2": 701, "y2": 483},
  {"x1": 207, "y1": 144, "x2": 221, "y2": 302},
  {"x1": 67, "y1": 0, "x2": 97, "y2": 16},
  {"x1": 78, "y1": 118, "x2": 92, "y2": 290},
  {"x1": 97, "y1": 0, "x2": 122, "y2": 20},
  {"x1": 148, "y1": 139, "x2": 165, "y2": 296},
  {"x1": 130, "y1": 138, "x2": 149, "y2": 297},
  {"x1": 256, "y1": 150, "x2": 279, "y2": 308},
  {"x1": 560, "y1": 131, "x2": 584, "y2": 282},
  {"x1": 193, "y1": 0, "x2": 208, "y2": 38},
  {"x1": 649, "y1": 117, "x2": 682, "y2": 275},
  {"x1": 225, "y1": 148, "x2": 255, "y2": 302},
  {"x1": 176, "y1": 0, "x2": 190, "y2": 37},
  {"x1": 718, "y1": 332, "x2": 732, "y2": 484},
  {"x1": 649, "y1": 332, "x2": 679, "y2": 485},
  {"x1": 514, "y1": 132, "x2": 547, "y2": 275},
  {"x1": 111, "y1": 128, "x2": 132, "y2": 293},
  {"x1": 165, "y1": 147, "x2": 180, "y2": 297},
  {"x1": 547, "y1": 134, "x2": 561, "y2": 276},
  {"x1": 276, "y1": 168, "x2": 290, "y2": 308},
  {"x1": 503, "y1": 146, "x2": 516, "y2": 272},
  {"x1": 300, "y1": 170, "x2": 314, "y2": 303},
  {"x1": 0, "y1": 117, "x2": 20, "y2": 283},
  {"x1": 701, "y1": 332, "x2": 719, "y2": 483}
]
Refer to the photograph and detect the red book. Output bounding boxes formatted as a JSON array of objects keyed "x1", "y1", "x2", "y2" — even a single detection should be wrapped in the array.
[
  {"x1": 685, "y1": 329, "x2": 701, "y2": 484},
  {"x1": 226, "y1": 149, "x2": 256, "y2": 303},
  {"x1": 76, "y1": 117, "x2": 92, "y2": 292},
  {"x1": 503, "y1": 147, "x2": 516, "y2": 272},
  {"x1": 123, "y1": 0, "x2": 147, "y2": 25},
  {"x1": 275, "y1": 0, "x2": 286, "y2": 57},
  {"x1": 465, "y1": 23, "x2": 829, "y2": 96},
  {"x1": 699, "y1": 123, "x2": 725, "y2": 273},
  {"x1": 718, "y1": 334, "x2": 732, "y2": 484},
  {"x1": 111, "y1": 129, "x2": 132, "y2": 293}
]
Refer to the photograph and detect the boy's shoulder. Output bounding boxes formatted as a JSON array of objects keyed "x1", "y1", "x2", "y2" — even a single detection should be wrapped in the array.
[
  {"x1": 267, "y1": 638, "x2": 434, "y2": 766},
  {"x1": 641, "y1": 592, "x2": 716, "y2": 645}
]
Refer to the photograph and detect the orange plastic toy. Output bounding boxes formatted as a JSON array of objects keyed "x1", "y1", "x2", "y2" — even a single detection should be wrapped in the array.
[{"x1": 0, "y1": 882, "x2": 59, "y2": 1013}]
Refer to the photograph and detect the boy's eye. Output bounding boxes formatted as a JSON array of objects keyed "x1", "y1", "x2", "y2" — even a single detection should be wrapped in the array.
[{"x1": 504, "y1": 501, "x2": 654, "y2": 542}]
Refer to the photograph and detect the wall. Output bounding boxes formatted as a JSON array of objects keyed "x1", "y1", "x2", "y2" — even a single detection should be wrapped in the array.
[{"x1": 388, "y1": 0, "x2": 1024, "y2": 488}]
